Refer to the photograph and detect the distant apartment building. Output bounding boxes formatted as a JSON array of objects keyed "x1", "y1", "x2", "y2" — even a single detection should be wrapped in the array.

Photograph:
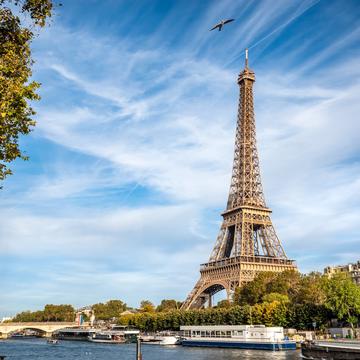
[{"x1": 324, "y1": 260, "x2": 360, "y2": 285}]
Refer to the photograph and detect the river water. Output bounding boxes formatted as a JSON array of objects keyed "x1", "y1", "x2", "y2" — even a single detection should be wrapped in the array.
[{"x1": 0, "y1": 338, "x2": 303, "y2": 360}]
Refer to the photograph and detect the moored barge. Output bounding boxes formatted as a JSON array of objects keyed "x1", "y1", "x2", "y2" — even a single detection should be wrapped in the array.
[
  {"x1": 180, "y1": 325, "x2": 296, "y2": 350},
  {"x1": 301, "y1": 340, "x2": 360, "y2": 359}
]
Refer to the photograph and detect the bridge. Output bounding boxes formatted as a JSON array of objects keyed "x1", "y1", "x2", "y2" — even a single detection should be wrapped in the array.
[{"x1": 0, "y1": 322, "x2": 83, "y2": 339}]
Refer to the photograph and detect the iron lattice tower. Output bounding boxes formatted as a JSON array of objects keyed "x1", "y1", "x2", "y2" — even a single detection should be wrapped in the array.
[{"x1": 181, "y1": 51, "x2": 297, "y2": 310}]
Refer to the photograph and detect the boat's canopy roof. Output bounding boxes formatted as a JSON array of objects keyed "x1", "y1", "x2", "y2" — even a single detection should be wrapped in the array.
[
  {"x1": 180, "y1": 325, "x2": 283, "y2": 332},
  {"x1": 56, "y1": 328, "x2": 95, "y2": 334}
]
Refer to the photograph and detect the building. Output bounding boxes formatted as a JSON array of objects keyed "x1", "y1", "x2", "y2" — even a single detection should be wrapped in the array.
[
  {"x1": 324, "y1": 260, "x2": 360, "y2": 285},
  {"x1": 328, "y1": 327, "x2": 360, "y2": 339}
]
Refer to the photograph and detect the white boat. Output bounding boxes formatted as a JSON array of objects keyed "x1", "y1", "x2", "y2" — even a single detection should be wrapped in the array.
[
  {"x1": 180, "y1": 325, "x2": 296, "y2": 350},
  {"x1": 159, "y1": 335, "x2": 180, "y2": 345},
  {"x1": 88, "y1": 331, "x2": 126, "y2": 344},
  {"x1": 47, "y1": 339, "x2": 59, "y2": 345},
  {"x1": 141, "y1": 334, "x2": 180, "y2": 345}
]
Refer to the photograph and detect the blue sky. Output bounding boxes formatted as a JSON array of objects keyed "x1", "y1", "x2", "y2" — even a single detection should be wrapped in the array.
[{"x1": 1, "y1": 0, "x2": 360, "y2": 317}]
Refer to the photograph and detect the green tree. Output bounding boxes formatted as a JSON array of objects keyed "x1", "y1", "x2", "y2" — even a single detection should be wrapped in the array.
[
  {"x1": 234, "y1": 272, "x2": 277, "y2": 305},
  {"x1": 322, "y1": 273, "x2": 360, "y2": 327},
  {"x1": 266, "y1": 270, "x2": 301, "y2": 298},
  {"x1": 12, "y1": 304, "x2": 75, "y2": 322},
  {"x1": 156, "y1": 299, "x2": 180, "y2": 312},
  {"x1": 262, "y1": 292, "x2": 290, "y2": 304},
  {"x1": 43, "y1": 304, "x2": 75, "y2": 322},
  {"x1": 294, "y1": 272, "x2": 326, "y2": 305},
  {"x1": 216, "y1": 299, "x2": 231, "y2": 308},
  {"x1": 92, "y1": 299, "x2": 127, "y2": 320},
  {"x1": 140, "y1": 300, "x2": 155, "y2": 313},
  {"x1": 0, "y1": 0, "x2": 54, "y2": 185}
]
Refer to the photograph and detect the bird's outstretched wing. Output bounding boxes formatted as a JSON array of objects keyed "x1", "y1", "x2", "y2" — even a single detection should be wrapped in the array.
[
  {"x1": 210, "y1": 23, "x2": 221, "y2": 31},
  {"x1": 224, "y1": 19, "x2": 235, "y2": 24}
]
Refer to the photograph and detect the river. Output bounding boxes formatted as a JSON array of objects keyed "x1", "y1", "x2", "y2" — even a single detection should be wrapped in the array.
[{"x1": 0, "y1": 338, "x2": 303, "y2": 359}]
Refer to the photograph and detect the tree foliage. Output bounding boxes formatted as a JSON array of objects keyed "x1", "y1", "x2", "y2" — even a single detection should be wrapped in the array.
[
  {"x1": 118, "y1": 302, "x2": 330, "y2": 332},
  {"x1": 92, "y1": 300, "x2": 127, "y2": 320},
  {"x1": 0, "y1": 0, "x2": 53, "y2": 184},
  {"x1": 139, "y1": 300, "x2": 155, "y2": 313},
  {"x1": 293, "y1": 272, "x2": 326, "y2": 305},
  {"x1": 262, "y1": 292, "x2": 290, "y2": 304},
  {"x1": 216, "y1": 299, "x2": 231, "y2": 308},
  {"x1": 12, "y1": 304, "x2": 75, "y2": 322},
  {"x1": 234, "y1": 271, "x2": 296, "y2": 305},
  {"x1": 322, "y1": 272, "x2": 360, "y2": 326},
  {"x1": 156, "y1": 299, "x2": 181, "y2": 312}
]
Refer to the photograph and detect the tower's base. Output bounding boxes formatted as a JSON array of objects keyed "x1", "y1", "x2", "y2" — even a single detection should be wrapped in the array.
[{"x1": 181, "y1": 255, "x2": 296, "y2": 310}]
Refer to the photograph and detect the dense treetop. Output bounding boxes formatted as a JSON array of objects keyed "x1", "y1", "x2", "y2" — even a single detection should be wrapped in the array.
[{"x1": 12, "y1": 304, "x2": 75, "y2": 322}]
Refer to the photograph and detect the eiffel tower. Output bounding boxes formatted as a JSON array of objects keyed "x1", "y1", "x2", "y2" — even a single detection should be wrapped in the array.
[{"x1": 181, "y1": 50, "x2": 297, "y2": 310}]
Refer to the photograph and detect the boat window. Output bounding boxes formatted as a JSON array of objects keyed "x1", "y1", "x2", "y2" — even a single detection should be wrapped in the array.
[
  {"x1": 216, "y1": 331, "x2": 221, "y2": 337},
  {"x1": 233, "y1": 331, "x2": 243, "y2": 336},
  {"x1": 201, "y1": 331, "x2": 206, "y2": 337},
  {"x1": 226, "y1": 331, "x2": 231, "y2": 337}
]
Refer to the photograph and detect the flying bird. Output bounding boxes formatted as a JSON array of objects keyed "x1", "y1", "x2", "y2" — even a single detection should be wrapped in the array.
[{"x1": 210, "y1": 19, "x2": 235, "y2": 31}]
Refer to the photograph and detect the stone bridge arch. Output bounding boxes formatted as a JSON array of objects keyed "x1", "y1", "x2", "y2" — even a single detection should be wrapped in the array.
[
  {"x1": 0, "y1": 322, "x2": 81, "y2": 339},
  {"x1": 6, "y1": 326, "x2": 47, "y2": 337}
]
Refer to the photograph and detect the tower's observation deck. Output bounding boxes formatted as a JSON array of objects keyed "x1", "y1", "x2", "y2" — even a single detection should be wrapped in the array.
[{"x1": 181, "y1": 51, "x2": 296, "y2": 310}]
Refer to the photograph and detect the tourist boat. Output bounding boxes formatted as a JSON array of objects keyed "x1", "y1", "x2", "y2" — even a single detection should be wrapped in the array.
[
  {"x1": 180, "y1": 325, "x2": 296, "y2": 350},
  {"x1": 55, "y1": 328, "x2": 96, "y2": 341},
  {"x1": 110, "y1": 325, "x2": 140, "y2": 343},
  {"x1": 88, "y1": 331, "x2": 126, "y2": 344}
]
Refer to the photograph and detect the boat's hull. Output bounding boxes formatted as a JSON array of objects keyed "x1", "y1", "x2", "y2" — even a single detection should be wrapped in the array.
[
  {"x1": 181, "y1": 339, "x2": 296, "y2": 350},
  {"x1": 88, "y1": 339, "x2": 125, "y2": 344},
  {"x1": 301, "y1": 341, "x2": 360, "y2": 359},
  {"x1": 140, "y1": 335, "x2": 179, "y2": 345}
]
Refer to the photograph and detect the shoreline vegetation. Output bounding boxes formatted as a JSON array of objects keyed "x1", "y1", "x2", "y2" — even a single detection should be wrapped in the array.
[{"x1": 7, "y1": 271, "x2": 360, "y2": 332}]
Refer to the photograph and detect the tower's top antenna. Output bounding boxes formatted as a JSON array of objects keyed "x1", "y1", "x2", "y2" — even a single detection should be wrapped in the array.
[{"x1": 245, "y1": 48, "x2": 249, "y2": 68}]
